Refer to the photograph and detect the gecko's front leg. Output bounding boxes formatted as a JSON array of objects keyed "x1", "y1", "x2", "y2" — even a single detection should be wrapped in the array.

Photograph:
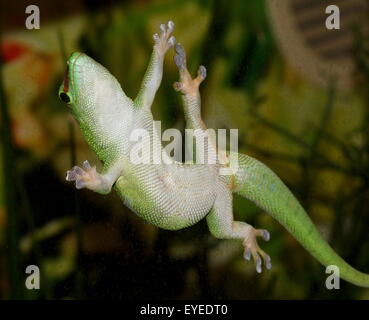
[
  {"x1": 134, "y1": 21, "x2": 176, "y2": 109},
  {"x1": 66, "y1": 160, "x2": 122, "y2": 195}
]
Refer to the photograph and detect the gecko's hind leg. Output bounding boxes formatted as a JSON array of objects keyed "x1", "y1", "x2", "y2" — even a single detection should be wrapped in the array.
[
  {"x1": 207, "y1": 182, "x2": 272, "y2": 273},
  {"x1": 66, "y1": 160, "x2": 122, "y2": 195}
]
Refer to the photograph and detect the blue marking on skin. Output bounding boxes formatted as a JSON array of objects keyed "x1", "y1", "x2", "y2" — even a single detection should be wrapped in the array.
[{"x1": 270, "y1": 183, "x2": 276, "y2": 192}]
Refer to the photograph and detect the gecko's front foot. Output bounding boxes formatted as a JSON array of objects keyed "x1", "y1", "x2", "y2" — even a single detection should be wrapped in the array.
[
  {"x1": 243, "y1": 228, "x2": 272, "y2": 273},
  {"x1": 173, "y1": 43, "x2": 206, "y2": 96},
  {"x1": 66, "y1": 160, "x2": 111, "y2": 194},
  {"x1": 153, "y1": 20, "x2": 176, "y2": 56}
]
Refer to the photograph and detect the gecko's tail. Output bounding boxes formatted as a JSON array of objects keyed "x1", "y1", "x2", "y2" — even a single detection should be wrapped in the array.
[{"x1": 234, "y1": 152, "x2": 369, "y2": 288}]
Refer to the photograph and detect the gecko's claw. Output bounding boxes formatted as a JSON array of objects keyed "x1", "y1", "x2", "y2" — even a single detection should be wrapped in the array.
[
  {"x1": 153, "y1": 20, "x2": 176, "y2": 56},
  {"x1": 243, "y1": 228, "x2": 272, "y2": 273},
  {"x1": 66, "y1": 160, "x2": 99, "y2": 190}
]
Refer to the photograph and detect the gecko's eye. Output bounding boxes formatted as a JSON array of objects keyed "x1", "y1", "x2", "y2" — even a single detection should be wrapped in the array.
[{"x1": 59, "y1": 92, "x2": 72, "y2": 104}]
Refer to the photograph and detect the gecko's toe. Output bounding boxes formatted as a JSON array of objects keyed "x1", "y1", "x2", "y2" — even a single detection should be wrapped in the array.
[
  {"x1": 174, "y1": 54, "x2": 184, "y2": 69},
  {"x1": 173, "y1": 82, "x2": 183, "y2": 91},
  {"x1": 76, "y1": 179, "x2": 87, "y2": 189},
  {"x1": 159, "y1": 23, "x2": 166, "y2": 34},
  {"x1": 66, "y1": 166, "x2": 83, "y2": 181},
  {"x1": 168, "y1": 36, "x2": 176, "y2": 47},
  {"x1": 243, "y1": 247, "x2": 272, "y2": 273},
  {"x1": 159, "y1": 21, "x2": 175, "y2": 36},
  {"x1": 262, "y1": 229, "x2": 270, "y2": 241},
  {"x1": 66, "y1": 170, "x2": 76, "y2": 181},
  {"x1": 243, "y1": 228, "x2": 272, "y2": 273},
  {"x1": 167, "y1": 20, "x2": 174, "y2": 33},
  {"x1": 175, "y1": 43, "x2": 186, "y2": 59},
  {"x1": 244, "y1": 248, "x2": 252, "y2": 261},
  {"x1": 73, "y1": 166, "x2": 84, "y2": 176},
  {"x1": 153, "y1": 33, "x2": 160, "y2": 42},
  {"x1": 82, "y1": 160, "x2": 91, "y2": 170},
  {"x1": 255, "y1": 254, "x2": 262, "y2": 273},
  {"x1": 174, "y1": 43, "x2": 187, "y2": 72},
  {"x1": 198, "y1": 65, "x2": 207, "y2": 80},
  {"x1": 265, "y1": 254, "x2": 272, "y2": 270},
  {"x1": 66, "y1": 165, "x2": 85, "y2": 184}
]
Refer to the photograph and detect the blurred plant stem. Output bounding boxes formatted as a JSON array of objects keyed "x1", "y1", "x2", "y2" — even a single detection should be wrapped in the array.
[
  {"x1": 69, "y1": 120, "x2": 84, "y2": 299},
  {"x1": 17, "y1": 174, "x2": 50, "y2": 299},
  {"x1": 58, "y1": 28, "x2": 84, "y2": 299},
  {"x1": 0, "y1": 22, "x2": 22, "y2": 299}
]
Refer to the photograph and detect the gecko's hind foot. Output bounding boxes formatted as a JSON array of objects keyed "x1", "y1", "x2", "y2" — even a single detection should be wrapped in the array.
[
  {"x1": 243, "y1": 228, "x2": 271, "y2": 273},
  {"x1": 173, "y1": 43, "x2": 206, "y2": 96},
  {"x1": 153, "y1": 20, "x2": 176, "y2": 56},
  {"x1": 66, "y1": 160, "x2": 101, "y2": 190}
]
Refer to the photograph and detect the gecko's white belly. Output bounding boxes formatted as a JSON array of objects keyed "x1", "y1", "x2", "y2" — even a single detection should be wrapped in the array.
[{"x1": 115, "y1": 163, "x2": 217, "y2": 230}]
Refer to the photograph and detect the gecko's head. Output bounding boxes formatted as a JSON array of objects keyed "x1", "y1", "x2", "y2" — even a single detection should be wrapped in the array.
[
  {"x1": 58, "y1": 52, "x2": 131, "y2": 118},
  {"x1": 59, "y1": 52, "x2": 89, "y2": 107}
]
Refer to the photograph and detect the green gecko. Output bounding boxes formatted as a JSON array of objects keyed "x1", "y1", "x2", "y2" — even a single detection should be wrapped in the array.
[{"x1": 59, "y1": 21, "x2": 369, "y2": 287}]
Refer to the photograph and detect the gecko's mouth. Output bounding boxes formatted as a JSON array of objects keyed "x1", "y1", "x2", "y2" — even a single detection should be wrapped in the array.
[
  {"x1": 62, "y1": 65, "x2": 69, "y2": 93},
  {"x1": 63, "y1": 52, "x2": 84, "y2": 92},
  {"x1": 58, "y1": 64, "x2": 71, "y2": 104}
]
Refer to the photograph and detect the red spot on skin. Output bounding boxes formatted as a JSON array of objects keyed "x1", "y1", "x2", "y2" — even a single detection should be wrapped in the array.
[
  {"x1": 1, "y1": 41, "x2": 29, "y2": 63},
  {"x1": 63, "y1": 65, "x2": 69, "y2": 92}
]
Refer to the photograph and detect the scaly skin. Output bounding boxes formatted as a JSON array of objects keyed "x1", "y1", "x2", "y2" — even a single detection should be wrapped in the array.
[
  {"x1": 173, "y1": 42, "x2": 369, "y2": 287},
  {"x1": 59, "y1": 21, "x2": 369, "y2": 287}
]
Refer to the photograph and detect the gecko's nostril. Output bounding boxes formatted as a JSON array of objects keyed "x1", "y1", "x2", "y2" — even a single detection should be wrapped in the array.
[{"x1": 59, "y1": 92, "x2": 71, "y2": 103}]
